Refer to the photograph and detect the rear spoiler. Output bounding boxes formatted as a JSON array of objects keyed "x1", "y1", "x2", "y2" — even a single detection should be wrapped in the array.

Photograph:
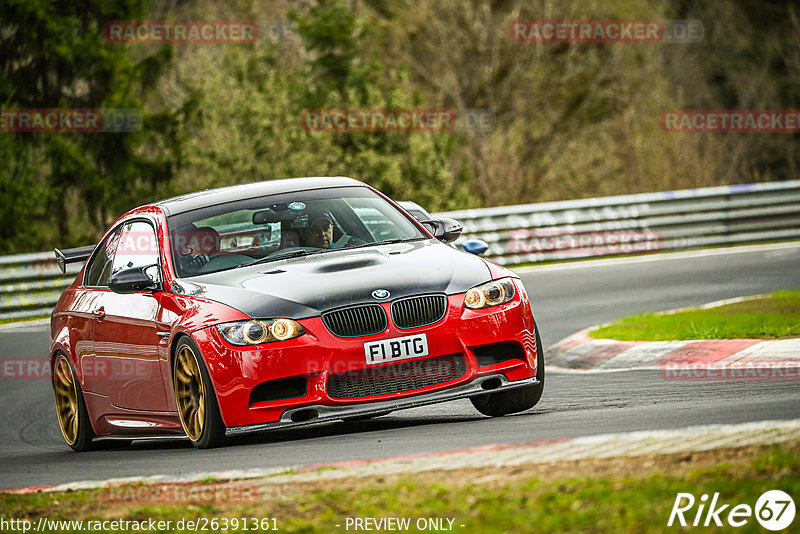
[{"x1": 54, "y1": 245, "x2": 95, "y2": 274}]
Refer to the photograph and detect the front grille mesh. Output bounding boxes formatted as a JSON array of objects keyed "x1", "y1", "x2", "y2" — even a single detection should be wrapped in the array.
[
  {"x1": 327, "y1": 354, "x2": 466, "y2": 399},
  {"x1": 322, "y1": 304, "x2": 387, "y2": 338},
  {"x1": 391, "y1": 294, "x2": 447, "y2": 329}
]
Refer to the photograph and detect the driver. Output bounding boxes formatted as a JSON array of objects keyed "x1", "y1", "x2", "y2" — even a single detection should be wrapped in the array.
[
  {"x1": 174, "y1": 224, "x2": 220, "y2": 275},
  {"x1": 298, "y1": 213, "x2": 334, "y2": 249}
]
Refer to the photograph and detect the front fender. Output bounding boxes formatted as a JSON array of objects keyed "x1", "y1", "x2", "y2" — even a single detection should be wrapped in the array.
[{"x1": 156, "y1": 292, "x2": 251, "y2": 413}]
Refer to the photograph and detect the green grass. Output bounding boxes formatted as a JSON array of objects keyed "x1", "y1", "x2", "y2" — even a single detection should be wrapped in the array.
[
  {"x1": 1, "y1": 446, "x2": 797, "y2": 533},
  {"x1": 590, "y1": 289, "x2": 800, "y2": 341}
]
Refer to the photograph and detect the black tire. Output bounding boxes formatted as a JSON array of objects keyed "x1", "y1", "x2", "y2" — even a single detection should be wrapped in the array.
[
  {"x1": 470, "y1": 323, "x2": 545, "y2": 417},
  {"x1": 173, "y1": 337, "x2": 226, "y2": 449},
  {"x1": 53, "y1": 353, "x2": 97, "y2": 452}
]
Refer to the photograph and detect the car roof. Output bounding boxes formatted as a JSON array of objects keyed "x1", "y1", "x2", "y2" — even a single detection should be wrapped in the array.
[{"x1": 153, "y1": 176, "x2": 365, "y2": 215}]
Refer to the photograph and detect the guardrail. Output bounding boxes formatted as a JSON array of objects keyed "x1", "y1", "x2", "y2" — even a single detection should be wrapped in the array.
[
  {"x1": 0, "y1": 252, "x2": 82, "y2": 320},
  {"x1": 442, "y1": 180, "x2": 800, "y2": 265},
  {"x1": 2, "y1": 180, "x2": 799, "y2": 320}
]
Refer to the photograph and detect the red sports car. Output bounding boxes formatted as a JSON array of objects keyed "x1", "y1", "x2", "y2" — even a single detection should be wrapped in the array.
[{"x1": 50, "y1": 177, "x2": 544, "y2": 450}]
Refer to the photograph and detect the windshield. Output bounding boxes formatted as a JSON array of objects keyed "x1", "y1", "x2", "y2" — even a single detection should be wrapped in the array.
[{"x1": 166, "y1": 186, "x2": 427, "y2": 277}]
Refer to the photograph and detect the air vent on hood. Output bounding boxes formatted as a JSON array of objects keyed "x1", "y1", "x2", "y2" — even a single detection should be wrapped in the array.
[{"x1": 314, "y1": 258, "x2": 381, "y2": 273}]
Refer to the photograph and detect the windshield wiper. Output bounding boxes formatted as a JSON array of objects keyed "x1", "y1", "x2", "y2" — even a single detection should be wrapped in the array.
[
  {"x1": 345, "y1": 236, "x2": 428, "y2": 251},
  {"x1": 235, "y1": 249, "x2": 326, "y2": 269}
]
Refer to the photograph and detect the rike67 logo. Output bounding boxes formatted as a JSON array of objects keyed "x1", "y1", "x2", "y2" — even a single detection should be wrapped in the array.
[{"x1": 668, "y1": 490, "x2": 795, "y2": 531}]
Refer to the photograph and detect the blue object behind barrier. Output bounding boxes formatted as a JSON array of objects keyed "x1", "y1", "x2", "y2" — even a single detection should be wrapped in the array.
[{"x1": 461, "y1": 239, "x2": 489, "y2": 256}]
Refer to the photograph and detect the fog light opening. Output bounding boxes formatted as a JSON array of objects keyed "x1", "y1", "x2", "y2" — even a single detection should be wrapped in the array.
[
  {"x1": 481, "y1": 377, "x2": 502, "y2": 391},
  {"x1": 290, "y1": 409, "x2": 319, "y2": 423}
]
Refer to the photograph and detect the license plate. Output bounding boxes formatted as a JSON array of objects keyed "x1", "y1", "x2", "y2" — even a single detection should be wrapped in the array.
[{"x1": 364, "y1": 334, "x2": 429, "y2": 365}]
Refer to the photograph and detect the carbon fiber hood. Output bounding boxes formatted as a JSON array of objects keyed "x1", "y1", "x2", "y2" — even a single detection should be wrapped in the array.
[{"x1": 170, "y1": 240, "x2": 491, "y2": 319}]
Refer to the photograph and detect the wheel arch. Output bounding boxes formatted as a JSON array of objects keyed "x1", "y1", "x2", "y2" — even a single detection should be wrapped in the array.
[
  {"x1": 168, "y1": 331, "x2": 229, "y2": 426},
  {"x1": 168, "y1": 332, "x2": 193, "y2": 371},
  {"x1": 50, "y1": 343, "x2": 84, "y2": 387}
]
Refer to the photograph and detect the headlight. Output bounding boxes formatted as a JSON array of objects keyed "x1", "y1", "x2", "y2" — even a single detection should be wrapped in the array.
[
  {"x1": 216, "y1": 319, "x2": 305, "y2": 346},
  {"x1": 464, "y1": 278, "x2": 516, "y2": 309}
]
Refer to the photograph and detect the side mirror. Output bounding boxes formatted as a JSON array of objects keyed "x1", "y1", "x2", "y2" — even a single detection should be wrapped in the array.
[
  {"x1": 422, "y1": 217, "x2": 463, "y2": 244},
  {"x1": 108, "y1": 265, "x2": 160, "y2": 294},
  {"x1": 461, "y1": 238, "x2": 489, "y2": 256}
]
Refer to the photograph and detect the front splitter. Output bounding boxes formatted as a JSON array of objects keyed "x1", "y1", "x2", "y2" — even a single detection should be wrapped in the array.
[{"x1": 226, "y1": 374, "x2": 540, "y2": 436}]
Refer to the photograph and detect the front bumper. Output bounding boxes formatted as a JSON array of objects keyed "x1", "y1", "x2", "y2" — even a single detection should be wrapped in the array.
[
  {"x1": 192, "y1": 285, "x2": 538, "y2": 429},
  {"x1": 226, "y1": 373, "x2": 539, "y2": 436}
]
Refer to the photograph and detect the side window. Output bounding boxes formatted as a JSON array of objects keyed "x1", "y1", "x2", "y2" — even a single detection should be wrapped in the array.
[
  {"x1": 111, "y1": 221, "x2": 161, "y2": 282},
  {"x1": 84, "y1": 227, "x2": 122, "y2": 287}
]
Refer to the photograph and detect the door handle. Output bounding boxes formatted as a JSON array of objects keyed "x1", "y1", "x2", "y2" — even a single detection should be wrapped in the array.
[{"x1": 92, "y1": 307, "x2": 106, "y2": 320}]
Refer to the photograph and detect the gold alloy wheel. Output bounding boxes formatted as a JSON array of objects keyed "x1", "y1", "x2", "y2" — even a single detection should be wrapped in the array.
[
  {"x1": 53, "y1": 356, "x2": 79, "y2": 445},
  {"x1": 174, "y1": 345, "x2": 206, "y2": 441}
]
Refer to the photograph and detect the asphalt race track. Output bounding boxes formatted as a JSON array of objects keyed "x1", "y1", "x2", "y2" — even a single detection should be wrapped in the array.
[{"x1": 1, "y1": 243, "x2": 799, "y2": 490}]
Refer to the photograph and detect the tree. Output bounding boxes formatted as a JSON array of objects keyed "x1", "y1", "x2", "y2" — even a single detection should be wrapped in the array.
[
  {"x1": 287, "y1": 0, "x2": 473, "y2": 210},
  {"x1": 0, "y1": 0, "x2": 175, "y2": 252}
]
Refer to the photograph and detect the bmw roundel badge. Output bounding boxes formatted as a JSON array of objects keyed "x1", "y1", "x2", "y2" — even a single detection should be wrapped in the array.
[{"x1": 372, "y1": 289, "x2": 390, "y2": 300}]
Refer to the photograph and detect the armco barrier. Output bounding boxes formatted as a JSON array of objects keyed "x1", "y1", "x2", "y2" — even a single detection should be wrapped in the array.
[
  {"x1": 441, "y1": 180, "x2": 800, "y2": 265},
  {"x1": 0, "y1": 252, "x2": 81, "y2": 320},
  {"x1": 1, "y1": 180, "x2": 799, "y2": 320}
]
